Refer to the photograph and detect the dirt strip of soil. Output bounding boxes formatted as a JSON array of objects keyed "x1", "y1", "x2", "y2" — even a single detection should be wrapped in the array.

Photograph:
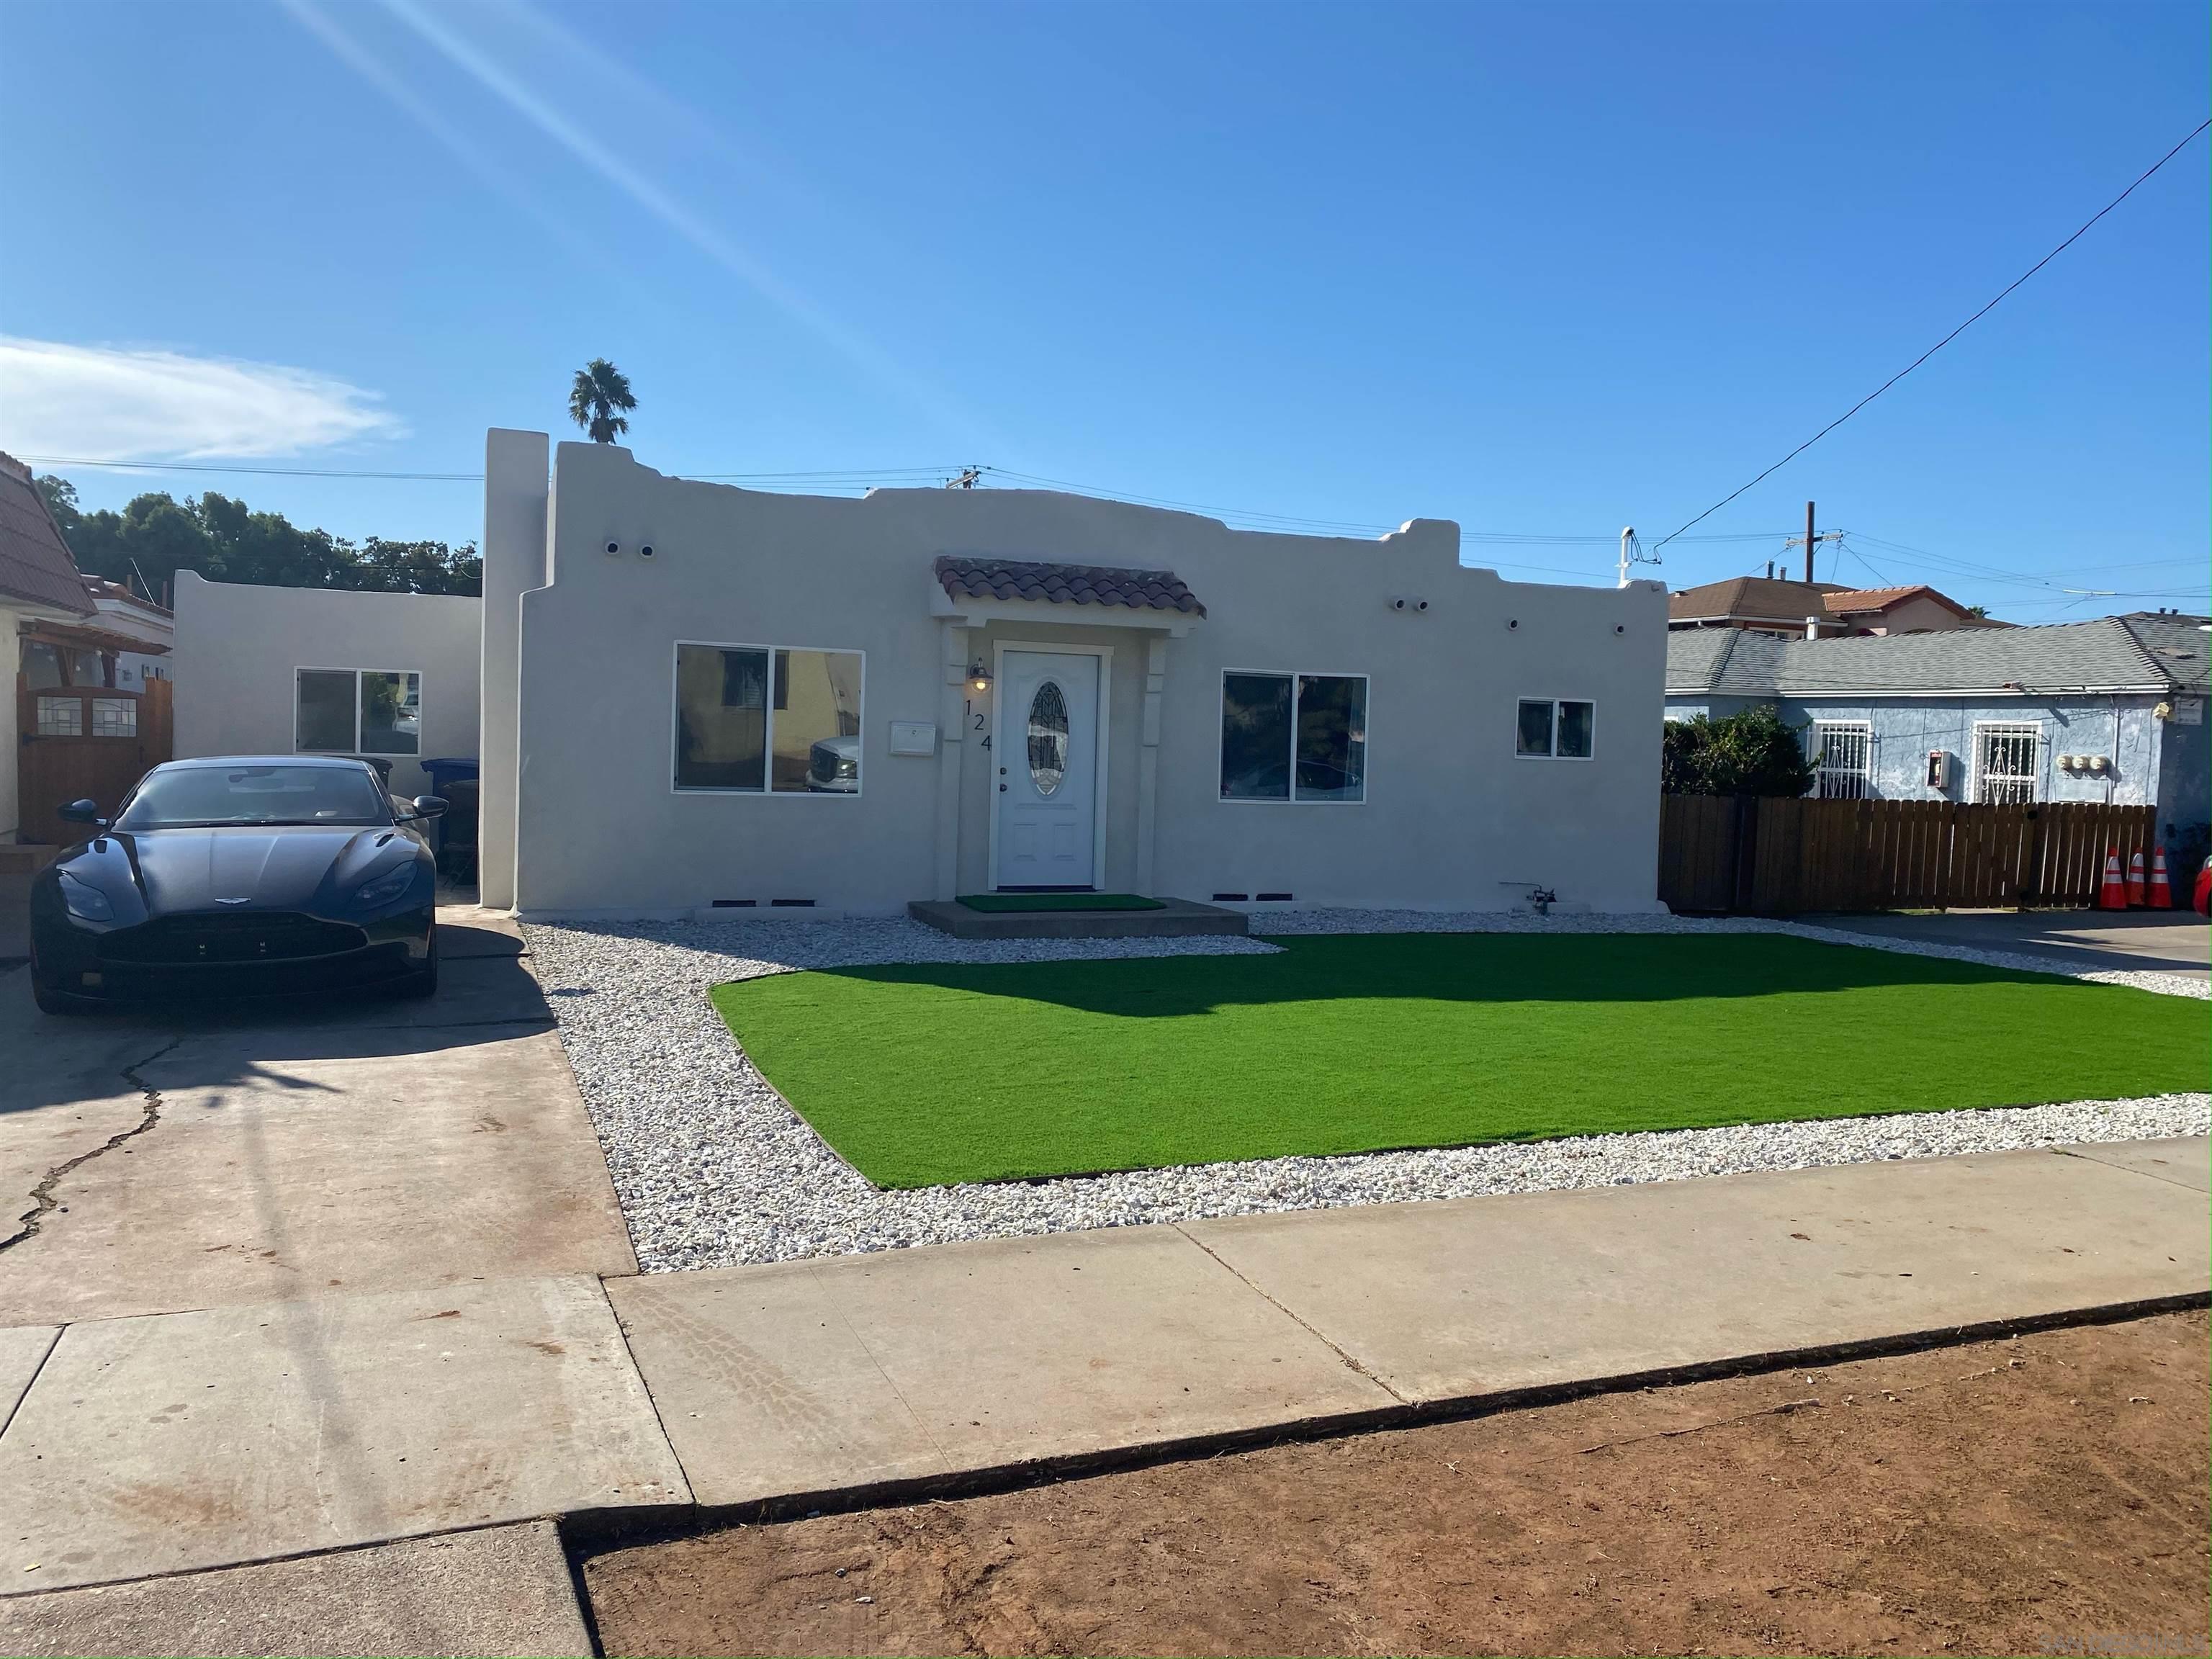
[{"x1": 584, "y1": 1311, "x2": 2210, "y2": 1658}]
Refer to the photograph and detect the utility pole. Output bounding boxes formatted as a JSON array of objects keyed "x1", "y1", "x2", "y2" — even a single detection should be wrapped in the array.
[{"x1": 1784, "y1": 500, "x2": 1843, "y2": 585}]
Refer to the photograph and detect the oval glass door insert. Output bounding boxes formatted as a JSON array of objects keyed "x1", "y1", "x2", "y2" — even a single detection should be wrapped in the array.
[{"x1": 1026, "y1": 680, "x2": 1069, "y2": 795}]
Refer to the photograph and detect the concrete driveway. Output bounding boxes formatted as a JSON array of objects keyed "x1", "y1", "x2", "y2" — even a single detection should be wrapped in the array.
[
  {"x1": 1805, "y1": 908, "x2": 2209, "y2": 981},
  {"x1": 0, "y1": 904, "x2": 637, "y2": 1327}
]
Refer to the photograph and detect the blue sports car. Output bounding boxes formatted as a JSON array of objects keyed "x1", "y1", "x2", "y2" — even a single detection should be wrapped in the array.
[{"x1": 28, "y1": 756, "x2": 446, "y2": 1015}]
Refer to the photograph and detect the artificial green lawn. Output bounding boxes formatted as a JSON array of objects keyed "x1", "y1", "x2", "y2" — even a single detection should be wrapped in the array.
[{"x1": 709, "y1": 934, "x2": 2209, "y2": 1190}]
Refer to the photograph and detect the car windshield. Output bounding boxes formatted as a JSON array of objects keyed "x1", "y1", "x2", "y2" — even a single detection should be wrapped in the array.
[{"x1": 115, "y1": 765, "x2": 393, "y2": 830}]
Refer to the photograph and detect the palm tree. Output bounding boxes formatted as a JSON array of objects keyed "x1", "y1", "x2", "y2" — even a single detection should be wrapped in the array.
[{"x1": 568, "y1": 359, "x2": 637, "y2": 444}]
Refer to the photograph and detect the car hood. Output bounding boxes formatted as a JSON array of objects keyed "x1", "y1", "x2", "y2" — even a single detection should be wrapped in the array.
[{"x1": 59, "y1": 825, "x2": 418, "y2": 914}]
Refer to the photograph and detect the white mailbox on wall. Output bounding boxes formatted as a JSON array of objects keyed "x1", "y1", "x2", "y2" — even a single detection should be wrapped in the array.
[{"x1": 888, "y1": 721, "x2": 937, "y2": 757}]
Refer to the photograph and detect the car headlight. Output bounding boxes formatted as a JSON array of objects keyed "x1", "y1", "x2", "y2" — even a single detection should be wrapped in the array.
[
  {"x1": 58, "y1": 871, "x2": 114, "y2": 922},
  {"x1": 354, "y1": 865, "x2": 420, "y2": 907}
]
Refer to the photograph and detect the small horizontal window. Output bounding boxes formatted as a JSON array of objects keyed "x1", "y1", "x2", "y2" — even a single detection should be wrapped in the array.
[
  {"x1": 296, "y1": 668, "x2": 420, "y2": 756},
  {"x1": 1518, "y1": 698, "x2": 1595, "y2": 759},
  {"x1": 1221, "y1": 672, "x2": 1367, "y2": 803}
]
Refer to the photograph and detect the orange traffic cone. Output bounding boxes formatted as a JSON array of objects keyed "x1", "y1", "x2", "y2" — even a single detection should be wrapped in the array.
[
  {"x1": 2098, "y1": 848, "x2": 2127, "y2": 909},
  {"x1": 2149, "y1": 846, "x2": 2174, "y2": 909},
  {"x1": 2126, "y1": 850, "x2": 2148, "y2": 907}
]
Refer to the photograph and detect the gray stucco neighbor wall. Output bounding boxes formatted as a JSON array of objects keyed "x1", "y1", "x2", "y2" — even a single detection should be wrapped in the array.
[
  {"x1": 173, "y1": 571, "x2": 482, "y2": 800},
  {"x1": 492, "y1": 439, "x2": 1667, "y2": 918}
]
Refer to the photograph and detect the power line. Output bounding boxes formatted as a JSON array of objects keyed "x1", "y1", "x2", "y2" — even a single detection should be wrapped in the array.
[
  {"x1": 30, "y1": 451, "x2": 2184, "y2": 596},
  {"x1": 1650, "y1": 116, "x2": 2212, "y2": 552},
  {"x1": 16, "y1": 455, "x2": 487, "y2": 481},
  {"x1": 17, "y1": 454, "x2": 975, "y2": 486}
]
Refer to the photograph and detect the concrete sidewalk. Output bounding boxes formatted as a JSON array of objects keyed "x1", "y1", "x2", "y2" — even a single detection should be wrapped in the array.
[
  {"x1": 1807, "y1": 908, "x2": 2210, "y2": 981},
  {"x1": 608, "y1": 1136, "x2": 2208, "y2": 1509},
  {"x1": 0, "y1": 1136, "x2": 2202, "y2": 1622}
]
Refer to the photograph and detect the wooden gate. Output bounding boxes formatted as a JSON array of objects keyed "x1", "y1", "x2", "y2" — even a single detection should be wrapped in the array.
[
  {"x1": 17, "y1": 677, "x2": 172, "y2": 842},
  {"x1": 1658, "y1": 794, "x2": 2159, "y2": 915}
]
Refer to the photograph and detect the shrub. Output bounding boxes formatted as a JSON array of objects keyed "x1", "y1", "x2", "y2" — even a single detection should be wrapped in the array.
[{"x1": 1663, "y1": 706, "x2": 1817, "y2": 797}]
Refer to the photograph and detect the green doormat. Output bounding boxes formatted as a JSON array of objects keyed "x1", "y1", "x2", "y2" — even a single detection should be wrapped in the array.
[{"x1": 957, "y1": 892, "x2": 1167, "y2": 913}]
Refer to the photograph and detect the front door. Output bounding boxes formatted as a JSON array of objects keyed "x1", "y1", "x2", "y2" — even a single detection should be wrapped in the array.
[{"x1": 994, "y1": 651, "x2": 1100, "y2": 889}]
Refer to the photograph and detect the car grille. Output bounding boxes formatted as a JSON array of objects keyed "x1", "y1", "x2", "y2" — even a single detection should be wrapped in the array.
[{"x1": 98, "y1": 912, "x2": 369, "y2": 966}]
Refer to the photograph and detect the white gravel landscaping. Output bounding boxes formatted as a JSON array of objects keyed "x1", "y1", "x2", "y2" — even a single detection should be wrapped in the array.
[{"x1": 523, "y1": 910, "x2": 2209, "y2": 1274}]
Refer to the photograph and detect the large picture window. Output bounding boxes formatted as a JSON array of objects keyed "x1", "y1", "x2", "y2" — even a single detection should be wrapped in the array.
[
  {"x1": 296, "y1": 667, "x2": 421, "y2": 756},
  {"x1": 1516, "y1": 698, "x2": 1595, "y2": 760},
  {"x1": 1220, "y1": 671, "x2": 1367, "y2": 803},
  {"x1": 675, "y1": 642, "x2": 863, "y2": 793}
]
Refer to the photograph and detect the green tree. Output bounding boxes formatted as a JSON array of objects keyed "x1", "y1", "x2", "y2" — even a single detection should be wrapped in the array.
[
  {"x1": 1663, "y1": 706, "x2": 1818, "y2": 797},
  {"x1": 32, "y1": 477, "x2": 482, "y2": 598},
  {"x1": 568, "y1": 357, "x2": 637, "y2": 444}
]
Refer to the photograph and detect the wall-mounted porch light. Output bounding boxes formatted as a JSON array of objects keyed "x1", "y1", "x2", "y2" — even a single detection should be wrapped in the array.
[{"x1": 968, "y1": 661, "x2": 992, "y2": 693}]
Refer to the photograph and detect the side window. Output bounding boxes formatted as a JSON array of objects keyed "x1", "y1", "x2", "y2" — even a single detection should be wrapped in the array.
[
  {"x1": 1518, "y1": 698, "x2": 1595, "y2": 759},
  {"x1": 297, "y1": 668, "x2": 422, "y2": 755}
]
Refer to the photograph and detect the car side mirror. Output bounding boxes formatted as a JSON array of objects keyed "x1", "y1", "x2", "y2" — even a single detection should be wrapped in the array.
[
  {"x1": 410, "y1": 796, "x2": 449, "y2": 820},
  {"x1": 58, "y1": 799, "x2": 106, "y2": 827}
]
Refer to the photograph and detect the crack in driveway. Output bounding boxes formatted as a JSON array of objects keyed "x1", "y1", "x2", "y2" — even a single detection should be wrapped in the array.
[{"x1": 1, "y1": 1039, "x2": 181, "y2": 1254}]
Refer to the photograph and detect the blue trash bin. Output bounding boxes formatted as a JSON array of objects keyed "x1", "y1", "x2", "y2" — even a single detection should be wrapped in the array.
[{"x1": 419, "y1": 758, "x2": 481, "y2": 869}]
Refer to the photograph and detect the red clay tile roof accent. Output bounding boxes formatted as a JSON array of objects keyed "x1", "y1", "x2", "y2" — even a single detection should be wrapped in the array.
[
  {"x1": 933, "y1": 555, "x2": 1206, "y2": 617},
  {"x1": 0, "y1": 453, "x2": 96, "y2": 616},
  {"x1": 1822, "y1": 584, "x2": 1969, "y2": 616}
]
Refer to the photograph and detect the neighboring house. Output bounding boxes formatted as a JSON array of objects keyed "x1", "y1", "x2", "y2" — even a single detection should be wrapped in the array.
[
  {"x1": 181, "y1": 430, "x2": 1671, "y2": 917},
  {"x1": 1668, "y1": 575, "x2": 1848, "y2": 638},
  {"x1": 1820, "y1": 584, "x2": 2002, "y2": 636},
  {"x1": 1668, "y1": 575, "x2": 1998, "y2": 639},
  {"x1": 1665, "y1": 616, "x2": 2211, "y2": 853},
  {"x1": 80, "y1": 577, "x2": 175, "y2": 691},
  {"x1": 0, "y1": 451, "x2": 99, "y2": 842},
  {"x1": 171, "y1": 571, "x2": 481, "y2": 802}
]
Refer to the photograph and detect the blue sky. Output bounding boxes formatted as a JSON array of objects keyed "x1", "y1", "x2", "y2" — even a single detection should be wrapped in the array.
[{"x1": 1, "y1": 1, "x2": 2205, "y2": 618}]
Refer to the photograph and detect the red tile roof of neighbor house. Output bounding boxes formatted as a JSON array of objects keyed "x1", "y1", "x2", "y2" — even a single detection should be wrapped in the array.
[
  {"x1": 1821, "y1": 584, "x2": 1969, "y2": 616},
  {"x1": 0, "y1": 451, "x2": 96, "y2": 617},
  {"x1": 933, "y1": 555, "x2": 1207, "y2": 616}
]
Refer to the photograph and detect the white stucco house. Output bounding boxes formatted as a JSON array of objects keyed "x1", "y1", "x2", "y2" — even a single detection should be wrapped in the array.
[{"x1": 176, "y1": 429, "x2": 1670, "y2": 919}]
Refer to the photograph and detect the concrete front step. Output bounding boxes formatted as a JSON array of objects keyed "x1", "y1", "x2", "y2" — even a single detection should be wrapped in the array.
[{"x1": 909, "y1": 896, "x2": 1249, "y2": 939}]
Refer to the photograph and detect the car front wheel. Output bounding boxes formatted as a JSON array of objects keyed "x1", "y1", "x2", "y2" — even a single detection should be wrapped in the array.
[
  {"x1": 395, "y1": 923, "x2": 439, "y2": 1000},
  {"x1": 29, "y1": 958, "x2": 89, "y2": 1016}
]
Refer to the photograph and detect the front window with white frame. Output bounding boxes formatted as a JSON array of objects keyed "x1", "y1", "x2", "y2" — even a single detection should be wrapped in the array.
[
  {"x1": 1220, "y1": 671, "x2": 1367, "y2": 802},
  {"x1": 673, "y1": 642, "x2": 864, "y2": 793},
  {"x1": 296, "y1": 668, "x2": 421, "y2": 756},
  {"x1": 1974, "y1": 723, "x2": 2040, "y2": 804},
  {"x1": 1516, "y1": 698, "x2": 1595, "y2": 759},
  {"x1": 1809, "y1": 721, "x2": 1873, "y2": 799}
]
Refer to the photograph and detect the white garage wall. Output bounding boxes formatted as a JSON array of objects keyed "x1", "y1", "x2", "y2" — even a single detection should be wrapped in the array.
[{"x1": 171, "y1": 572, "x2": 482, "y2": 799}]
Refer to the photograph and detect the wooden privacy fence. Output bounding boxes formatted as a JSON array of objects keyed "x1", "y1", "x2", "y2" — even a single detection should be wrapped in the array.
[
  {"x1": 1658, "y1": 794, "x2": 2160, "y2": 915},
  {"x1": 17, "y1": 676, "x2": 173, "y2": 843}
]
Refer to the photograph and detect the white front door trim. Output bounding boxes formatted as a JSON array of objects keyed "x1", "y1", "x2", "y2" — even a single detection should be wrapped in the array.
[{"x1": 989, "y1": 639, "x2": 1113, "y2": 890}]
